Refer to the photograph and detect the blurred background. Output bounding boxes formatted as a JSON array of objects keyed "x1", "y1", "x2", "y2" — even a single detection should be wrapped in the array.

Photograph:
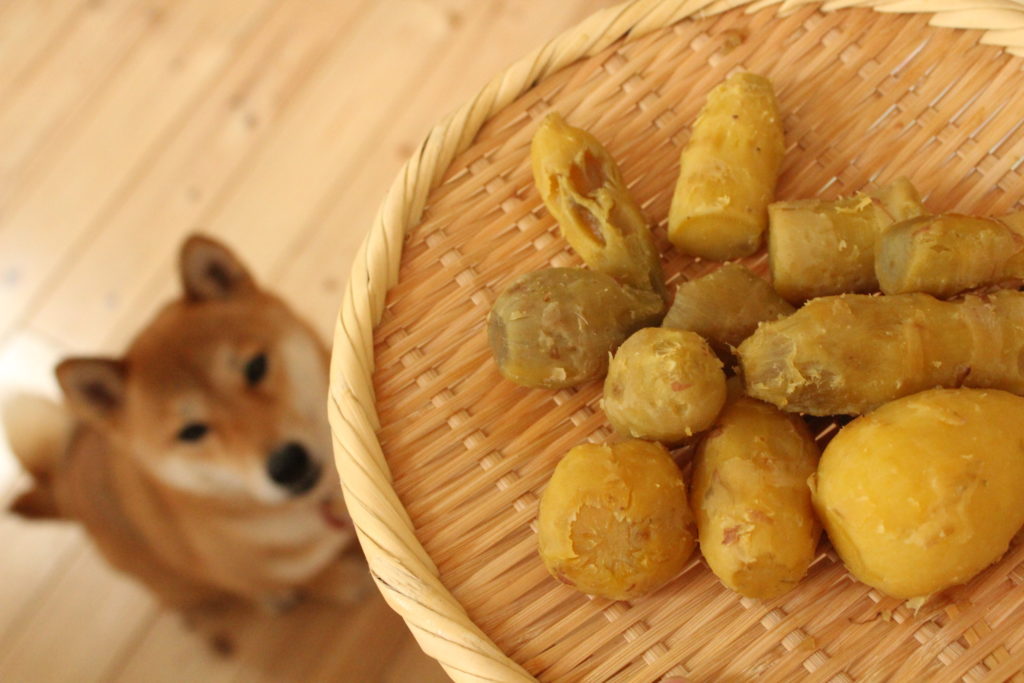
[{"x1": 0, "y1": 0, "x2": 618, "y2": 680}]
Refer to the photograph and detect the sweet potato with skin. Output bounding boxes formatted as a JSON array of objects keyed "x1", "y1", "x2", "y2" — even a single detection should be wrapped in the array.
[
  {"x1": 662, "y1": 263, "x2": 794, "y2": 360},
  {"x1": 738, "y1": 290, "x2": 1024, "y2": 415},
  {"x1": 692, "y1": 395, "x2": 820, "y2": 599},
  {"x1": 876, "y1": 213, "x2": 1024, "y2": 297},
  {"x1": 769, "y1": 177, "x2": 925, "y2": 302},
  {"x1": 812, "y1": 388, "x2": 1024, "y2": 600},
  {"x1": 487, "y1": 268, "x2": 663, "y2": 389},
  {"x1": 669, "y1": 73, "x2": 785, "y2": 261},
  {"x1": 489, "y1": 115, "x2": 671, "y2": 390},
  {"x1": 532, "y1": 112, "x2": 667, "y2": 302}
]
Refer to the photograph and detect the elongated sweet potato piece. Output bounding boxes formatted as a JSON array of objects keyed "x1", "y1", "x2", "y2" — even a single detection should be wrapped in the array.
[
  {"x1": 692, "y1": 395, "x2": 820, "y2": 599},
  {"x1": 876, "y1": 213, "x2": 1024, "y2": 297},
  {"x1": 768, "y1": 177, "x2": 925, "y2": 302},
  {"x1": 669, "y1": 73, "x2": 785, "y2": 260},
  {"x1": 532, "y1": 113, "x2": 667, "y2": 302},
  {"x1": 738, "y1": 290, "x2": 1024, "y2": 415}
]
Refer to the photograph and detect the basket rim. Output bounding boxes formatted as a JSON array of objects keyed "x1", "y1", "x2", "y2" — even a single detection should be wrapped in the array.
[{"x1": 327, "y1": 1, "x2": 1024, "y2": 681}]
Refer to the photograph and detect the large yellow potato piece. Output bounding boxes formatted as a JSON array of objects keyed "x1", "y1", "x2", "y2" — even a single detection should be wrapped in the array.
[
  {"x1": 537, "y1": 440, "x2": 696, "y2": 601},
  {"x1": 813, "y1": 388, "x2": 1024, "y2": 600},
  {"x1": 692, "y1": 396, "x2": 820, "y2": 599},
  {"x1": 668, "y1": 72, "x2": 784, "y2": 260}
]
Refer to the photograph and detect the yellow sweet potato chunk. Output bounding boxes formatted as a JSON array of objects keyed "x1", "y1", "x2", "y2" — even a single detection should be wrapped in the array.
[
  {"x1": 813, "y1": 388, "x2": 1024, "y2": 600},
  {"x1": 537, "y1": 440, "x2": 696, "y2": 601}
]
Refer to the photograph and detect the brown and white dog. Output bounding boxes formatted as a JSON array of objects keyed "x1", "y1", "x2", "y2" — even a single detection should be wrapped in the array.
[{"x1": 4, "y1": 235, "x2": 365, "y2": 611}]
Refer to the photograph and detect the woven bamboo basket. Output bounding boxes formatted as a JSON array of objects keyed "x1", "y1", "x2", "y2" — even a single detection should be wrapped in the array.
[{"x1": 328, "y1": 1, "x2": 1024, "y2": 680}]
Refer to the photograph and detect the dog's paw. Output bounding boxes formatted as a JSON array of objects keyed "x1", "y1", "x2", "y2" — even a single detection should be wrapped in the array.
[
  {"x1": 303, "y1": 555, "x2": 374, "y2": 605},
  {"x1": 179, "y1": 615, "x2": 236, "y2": 657},
  {"x1": 176, "y1": 600, "x2": 245, "y2": 657},
  {"x1": 336, "y1": 565, "x2": 374, "y2": 604},
  {"x1": 258, "y1": 590, "x2": 301, "y2": 614},
  {"x1": 208, "y1": 632, "x2": 236, "y2": 658}
]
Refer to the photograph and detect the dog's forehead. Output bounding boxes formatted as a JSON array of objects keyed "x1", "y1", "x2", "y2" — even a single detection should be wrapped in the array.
[
  {"x1": 124, "y1": 298, "x2": 283, "y2": 386},
  {"x1": 116, "y1": 293, "x2": 328, "y2": 427},
  {"x1": 143, "y1": 296, "x2": 276, "y2": 341}
]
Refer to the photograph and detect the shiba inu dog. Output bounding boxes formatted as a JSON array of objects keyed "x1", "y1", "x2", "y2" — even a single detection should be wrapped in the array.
[{"x1": 4, "y1": 236, "x2": 364, "y2": 610}]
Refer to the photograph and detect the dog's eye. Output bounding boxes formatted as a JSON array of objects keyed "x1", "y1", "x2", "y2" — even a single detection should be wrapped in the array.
[
  {"x1": 178, "y1": 423, "x2": 209, "y2": 442},
  {"x1": 244, "y1": 353, "x2": 268, "y2": 386}
]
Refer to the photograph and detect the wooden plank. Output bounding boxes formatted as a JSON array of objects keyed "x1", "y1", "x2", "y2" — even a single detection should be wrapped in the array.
[
  {"x1": 9, "y1": 2, "x2": 491, "y2": 679},
  {"x1": 0, "y1": 413, "x2": 150, "y2": 679},
  {"x1": 0, "y1": 542, "x2": 160, "y2": 683},
  {"x1": 108, "y1": 605, "x2": 275, "y2": 683},
  {"x1": 0, "y1": 331, "x2": 87, "y2": 667},
  {"x1": 109, "y1": 590, "x2": 445, "y2": 682},
  {"x1": 226, "y1": 597, "x2": 407, "y2": 683},
  {"x1": 297, "y1": 594, "x2": 426, "y2": 683},
  {"x1": 16, "y1": 3, "x2": 596, "y2": 680},
  {"x1": 0, "y1": 520, "x2": 84, "y2": 649},
  {"x1": 273, "y1": 0, "x2": 622, "y2": 341},
  {"x1": 0, "y1": 0, "x2": 172, "y2": 211},
  {"x1": 195, "y1": 0, "x2": 482, "y2": 276},
  {"x1": 35, "y1": 0, "x2": 489, "y2": 354},
  {"x1": 0, "y1": 0, "x2": 278, "y2": 344},
  {"x1": 0, "y1": 0, "x2": 92, "y2": 97},
  {"x1": 0, "y1": 2, "x2": 633, "y2": 681},
  {"x1": 29, "y1": 0, "x2": 369, "y2": 352}
]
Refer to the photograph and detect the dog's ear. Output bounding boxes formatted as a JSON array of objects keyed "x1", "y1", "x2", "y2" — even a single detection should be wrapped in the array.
[
  {"x1": 56, "y1": 358, "x2": 126, "y2": 429},
  {"x1": 180, "y1": 235, "x2": 257, "y2": 302}
]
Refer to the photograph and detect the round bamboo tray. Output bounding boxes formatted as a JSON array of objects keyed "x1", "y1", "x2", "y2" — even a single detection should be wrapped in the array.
[{"x1": 328, "y1": 1, "x2": 1024, "y2": 680}]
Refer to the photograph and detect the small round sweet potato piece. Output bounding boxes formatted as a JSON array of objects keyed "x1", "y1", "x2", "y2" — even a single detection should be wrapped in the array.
[
  {"x1": 603, "y1": 328, "x2": 726, "y2": 444},
  {"x1": 537, "y1": 440, "x2": 696, "y2": 601}
]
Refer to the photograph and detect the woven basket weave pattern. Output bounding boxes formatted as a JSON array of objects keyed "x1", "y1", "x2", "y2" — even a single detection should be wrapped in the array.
[{"x1": 331, "y1": 1, "x2": 1024, "y2": 680}]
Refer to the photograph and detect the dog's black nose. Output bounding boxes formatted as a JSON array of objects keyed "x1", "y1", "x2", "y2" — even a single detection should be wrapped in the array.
[{"x1": 267, "y1": 442, "x2": 320, "y2": 494}]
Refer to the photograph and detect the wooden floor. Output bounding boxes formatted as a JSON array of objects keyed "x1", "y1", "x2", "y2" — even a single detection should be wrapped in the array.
[{"x1": 0, "y1": 1, "x2": 618, "y2": 680}]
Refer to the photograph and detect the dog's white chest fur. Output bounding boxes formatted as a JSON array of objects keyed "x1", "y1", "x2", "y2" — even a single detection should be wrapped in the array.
[{"x1": 181, "y1": 503, "x2": 351, "y2": 591}]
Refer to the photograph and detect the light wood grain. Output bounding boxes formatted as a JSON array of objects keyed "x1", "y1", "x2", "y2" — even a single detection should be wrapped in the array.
[{"x1": 0, "y1": 0, "x2": 618, "y2": 680}]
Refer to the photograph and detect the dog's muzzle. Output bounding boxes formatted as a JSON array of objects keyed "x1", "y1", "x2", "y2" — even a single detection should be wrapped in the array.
[{"x1": 266, "y1": 442, "x2": 321, "y2": 495}]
